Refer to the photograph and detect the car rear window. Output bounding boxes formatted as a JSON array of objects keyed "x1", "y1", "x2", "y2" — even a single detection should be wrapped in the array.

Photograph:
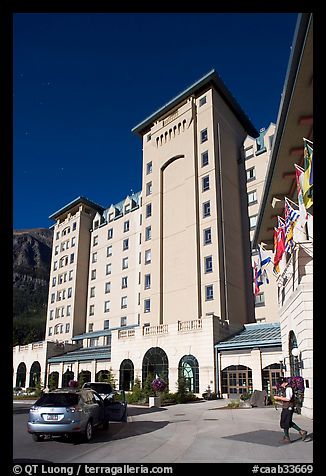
[
  {"x1": 83, "y1": 383, "x2": 113, "y2": 394},
  {"x1": 35, "y1": 393, "x2": 79, "y2": 407}
]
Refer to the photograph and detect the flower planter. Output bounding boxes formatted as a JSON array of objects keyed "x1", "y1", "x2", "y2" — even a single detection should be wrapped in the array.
[{"x1": 149, "y1": 396, "x2": 161, "y2": 408}]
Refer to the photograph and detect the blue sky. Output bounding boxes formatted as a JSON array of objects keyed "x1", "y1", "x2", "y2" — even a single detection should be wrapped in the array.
[{"x1": 13, "y1": 12, "x2": 298, "y2": 230}]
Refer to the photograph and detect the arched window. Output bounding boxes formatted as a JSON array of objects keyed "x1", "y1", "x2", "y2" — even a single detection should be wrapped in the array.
[
  {"x1": 119, "y1": 359, "x2": 134, "y2": 391},
  {"x1": 221, "y1": 365, "x2": 253, "y2": 396},
  {"x1": 178, "y1": 355, "x2": 199, "y2": 393},
  {"x1": 29, "y1": 361, "x2": 41, "y2": 388},
  {"x1": 16, "y1": 362, "x2": 27, "y2": 388},
  {"x1": 142, "y1": 347, "x2": 168, "y2": 387},
  {"x1": 62, "y1": 369, "x2": 74, "y2": 388},
  {"x1": 48, "y1": 371, "x2": 59, "y2": 390},
  {"x1": 262, "y1": 363, "x2": 283, "y2": 396},
  {"x1": 289, "y1": 331, "x2": 300, "y2": 376}
]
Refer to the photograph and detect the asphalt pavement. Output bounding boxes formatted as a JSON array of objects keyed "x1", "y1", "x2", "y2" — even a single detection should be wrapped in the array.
[{"x1": 13, "y1": 398, "x2": 313, "y2": 465}]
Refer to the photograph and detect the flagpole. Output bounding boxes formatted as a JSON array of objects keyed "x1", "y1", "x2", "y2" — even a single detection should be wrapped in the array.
[{"x1": 303, "y1": 137, "x2": 313, "y2": 145}]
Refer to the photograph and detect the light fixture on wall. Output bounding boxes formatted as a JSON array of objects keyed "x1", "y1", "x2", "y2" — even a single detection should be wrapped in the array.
[{"x1": 291, "y1": 347, "x2": 304, "y2": 369}]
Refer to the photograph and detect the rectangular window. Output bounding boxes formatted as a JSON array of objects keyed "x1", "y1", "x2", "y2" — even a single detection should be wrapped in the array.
[
  {"x1": 205, "y1": 285, "x2": 214, "y2": 301},
  {"x1": 104, "y1": 301, "x2": 110, "y2": 312},
  {"x1": 93, "y1": 236, "x2": 98, "y2": 246},
  {"x1": 123, "y1": 220, "x2": 130, "y2": 233},
  {"x1": 120, "y1": 316, "x2": 127, "y2": 327},
  {"x1": 72, "y1": 222, "x2": 77, "y2": 231},
  {"x1": 255, "y1": 292, "x2": 265, "y2": 307},
  {"x1": 121, "y1": 296, "x2": 128, "y2": 309},
  {"x1": 122, "y1": 276, "x2": 128, "y2": 289},
  {"x1": 65, "y1": 323, "x2": 70, "y2": 333},
  {"x1": 51, "y1": 293, "x2": 55, "y2": 303},
  {"x1": 247, "y1": 190, "x2": 257, "y2": 205},
  {"x1": 108, "y1": 228, "x2": 113, "y2": 240},
  {"x1": 249, "y1": 215, "x2": 258, "y2": 230},
  {"x1": 71, "y1": 236, "x2": 76, "y2": 247},
  {"x1": 203, "y1": 227, "x2": 212, "y2": 245},
  {"x1": 69, "y1": 270, "x2": 73, "y2": 281},
  {"x1": 200, "y1": 128, "x2": 208, "y2": 143},
  {"x1": 146, "y1": 203, "x2": 152, "y2": 218},
  {"x1": 122, "y1": 257, "x2": 128, "y2": 269},
  {"x1": 203, "y1": 201, "x2": 211, "y2": 218},
  {"x1": 146, "y1": 181, "x2": 152, "y2": 196},
  {"x1": 244, "y1": 146, "x2": 254, "y2": 159},
  {"x1": 106, "y1": 263, "x2": 112, "y2": 275},
  {"x1": 105, "y1": 282, "x2": 111, "y2": 294},
  {"x1": 50, "y1": 310, "x2": 54, "y2": 320},
  {"x1": 246, "y1": 167, "x2": 256, "y2": 182},
  {"x1": 144, "y1": 273, "x2": 151, "y2": 290},
  {"x1": 202, "y1": 175, "x2": 210, "y2": 192},
  {"x1": 89, "y1": 305, "x2": 95, "y2": 316},
  {"x1": 91, "y1": 269, "x2": 96, "y2": 280},
  {"x1": 145, "y1": 249, "x2": 151, "y2": 264},
  {"x1": 67, "y1": 287, "x2": 72, "y2": 298},
  {"x1": 199, "y1": 95, "x2": 207, "y2": 107},
  {"x1": 146, "y1": 161, "x2": 152, "y2": 174},
  {"x1": 201, "y1": 150, "x2": 209, "y2": 167},
  {"x1": 205, "y1": 255, "x2": 213, "y2": 273},
  {"x1": 70, "y1": 253, "x2": 75, "y2": 264},
  {"x1": 107, "y1": 245, "x2": 112, "y2": 257},
  {"x1": 145, "y1": 226, "x2": 151, "y2": 241},
  {"x1": 123, "y1": 238, "x2": 129, "y2": 250},
  {"x1": 66, "y1": 305, "x2": 71, "y2": 316},
  {"x1": 144, "y1": 299, "x2": 151, "y2": 313},
  {"x1": 90, "y1": 287, "x2": 95, "y2": 298},
  {"x1": 52, "y1": 277, "x2": 56, "y2": 287},
  {"x1": 88, "y1": 323, "x2": 94, "y2": 332},
  {"x1": 104, "y1": 319, "x2": 110, "y2": 330},
  {"x1": 92, "y1": 252, "x2": 97, "y2": 263}
]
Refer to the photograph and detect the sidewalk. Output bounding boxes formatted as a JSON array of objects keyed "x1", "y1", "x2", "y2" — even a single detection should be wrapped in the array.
[{"x1": 67, "y1": 399, "x2": 313, "y2": 464}]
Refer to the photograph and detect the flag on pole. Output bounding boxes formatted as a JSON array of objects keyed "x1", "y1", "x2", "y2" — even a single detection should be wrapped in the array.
[
  {"x1": 294, "y1": 164, "x2": 308, "y2": 227},
  {"x1": 284, "y1": 198, "x2": 300, "y2": 253},
  {"x1": 303, "y1": 140, "x2": 313, "y2": 209},
  {"x1": 257, "y1": 244, "x2": 271, "y2": 285},
  {"x1": 253, "y1": 261, "x2": 260, "y2": 296},
  {"x1": 273, "y1": 217, "x2": 286, "y2": 275}
]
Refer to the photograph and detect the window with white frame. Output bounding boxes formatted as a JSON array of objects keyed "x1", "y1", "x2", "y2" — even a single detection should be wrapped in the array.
[
  {"x1": 145, "y1": 249, "x2": 151, "y2": 264},
  {"x1": 108, "y1": 228, "x2": 113, "y2": 240},
  {"x1": 122, "y1": 257, "x2": 128, "y2": 269},
  {"x1": 203, "y1": 227, "x2": 212, "y2": 245},
  {"x1": 121, "y1": 296, "x2": 128, "y2": 309},
  {"x1": 146, "y1": 203, "x2": 152, "y2": 218},
  {"x1": 104, "y1": 319, "x2": 110, "y2": 329},
  {"x1": 93, "y1": 235, "x2": 98, "y2": 246},
  {"x1": 200, "y1": 128, "x2": 208, "y2": 143},
  {"x1": 146, "y1": 181, "x2": 152, "y2": 196},
  {"x1": 92, "y1": 252, "x2": 97, "y2": 263},
  {"x1": 91, "y1": 269, "x2": 96, "y2": 280},
  {"x1": 202, "y1": 175, "x2": 210, "y2": 192},
  {"x1": 123, "y1": 238, "x2": 129, "y2": 250},
  {"x1": 203, "y1": 201, "x2": 211, "y2": 218},
  {"x1": 144, "y1": 273, "x2": 151, "y2": 290},
  {"x1": 145, "y1": 226, "x2": 151, "y2": 241},
  {"x1": 107, "y1": 245, "x2": 112, "y2": 257},
  {"x1": 199, "y1": 95, "x2": 207, "y2": 107},
  {"x1": 205, "y1": 285, "x2": 214, "y2": 301},
  {"x1": 104, "y1": 301, "x2": 110, "y2": 312},
  {"x1": 247, "y1": 190, "x2": 257, "y2": 205},
  {"x1": 205, "y1": 255, "x2": 213, "y2": 273},
  {"x1": 120, "y1": 316, "x2": 127, "y2": 327},
  {"x1": 90, "y1": 287, "x2": 95, "y2": 298},
  {"x1": 201, "y1": 150, "x2": 209, "y2": 167},
  {"x1": 246, "y1": 167, "x2": 256, "y2": 182},
  {"x1": 144, "y1": 299, "x2": 151, "y2": 313},
  {"x1": 89, "y1": 305, "x2": 95, "y2": 316},
  {"x1": 249, "y1": 215, "x2": 258, "y2": 230},
  {"x1": 123, "y1": 220, "x2": 130, "y2": 232},
  {"x1": 106, "y1": 263, "x2": 112, "y2": 275},
  {"x1": 122, "y1": 276, "x2": 128, "y2": 289},
  {"x1": 105, "y1": 282, "x2": 111, "y2": 294}
]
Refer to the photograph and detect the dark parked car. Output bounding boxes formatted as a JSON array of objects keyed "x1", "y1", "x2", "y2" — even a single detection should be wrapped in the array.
[
  {"x1": 27, "y1": 388, "x2": 109, "y2": 442},
  {"x1": 82, "y1": 382, "x2": 128, "y2": 422}
]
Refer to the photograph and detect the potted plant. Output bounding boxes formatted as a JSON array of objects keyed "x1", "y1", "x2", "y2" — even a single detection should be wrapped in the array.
[{"x1": 149, "y1": 377, "x2": 167, "y2": 407}]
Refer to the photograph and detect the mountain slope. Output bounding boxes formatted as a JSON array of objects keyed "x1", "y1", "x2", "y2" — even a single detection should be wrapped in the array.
[{"x1": 13, "y1": 228, "x2": 53, "y2": 345}]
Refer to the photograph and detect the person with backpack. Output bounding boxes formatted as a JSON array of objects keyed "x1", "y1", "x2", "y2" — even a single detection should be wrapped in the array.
[{"x1": 274, "y1": 377, "x2": 308, "y2": 444}]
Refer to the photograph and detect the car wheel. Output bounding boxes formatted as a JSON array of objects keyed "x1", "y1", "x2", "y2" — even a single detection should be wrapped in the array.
[
  {"x1": 83, "y1": 420, "x2": 93, "y2": 442},
  {"x1": 32, "y1": 434, "x2": 45, "y2": 442}
]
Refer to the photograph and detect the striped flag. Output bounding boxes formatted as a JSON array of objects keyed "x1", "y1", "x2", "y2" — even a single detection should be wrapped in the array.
[
  {"x1": 256, "y1": 244, "x2": 271, "y2": 285},
  {"x1": 284, "y1": 198, "x2": 300, "y2": 253},
  {"x1": 273, "y1": 217, "x2": 286, "y2": 275},
  {"x1": 295, "y1": 164, "x2": 308, "y2": 227},
  {"x1": 303, "y1": 140, "x2": 313, "y2": 209}
]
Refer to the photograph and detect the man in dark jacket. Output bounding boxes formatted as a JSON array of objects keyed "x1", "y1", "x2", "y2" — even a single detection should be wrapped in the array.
[{"x1": 274, "y1": 377, "x2": 307, "y2": 444}]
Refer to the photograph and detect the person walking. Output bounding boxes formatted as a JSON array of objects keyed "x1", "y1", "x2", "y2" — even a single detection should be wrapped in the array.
[{"x1": 274, "y1": 377, "x2": 308, "y2": 444}]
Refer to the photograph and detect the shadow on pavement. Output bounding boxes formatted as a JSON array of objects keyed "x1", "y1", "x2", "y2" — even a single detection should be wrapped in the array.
[{"x1": 223, "y1": 430, "x2": 313, "y2": 447}]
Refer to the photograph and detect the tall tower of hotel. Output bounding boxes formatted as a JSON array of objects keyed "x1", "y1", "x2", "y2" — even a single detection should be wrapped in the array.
[{"x1": 133, "y1": 70, "x2": 258, "y2": 328}]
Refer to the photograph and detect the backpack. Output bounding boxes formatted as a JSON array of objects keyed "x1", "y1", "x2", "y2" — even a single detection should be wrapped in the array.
[{"x1": 287, "y1": 377, "x2": 305, "y2": 414}]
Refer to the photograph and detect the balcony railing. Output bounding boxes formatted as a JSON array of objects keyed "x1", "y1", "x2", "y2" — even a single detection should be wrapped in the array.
[
  {"x1": 143, "y1": 324, "x2": 169, "y2": 336},
  {"x1": 178, "y1": 319, "x2": 202, "y2": 332},
  {"x1": 118, "y1": 329, "x2": 135, "y2": 339}
]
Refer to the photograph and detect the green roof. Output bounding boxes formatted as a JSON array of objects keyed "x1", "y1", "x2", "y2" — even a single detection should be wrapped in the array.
[{"x1": 215, "y1": 322, "x2": 281, "y2": 350}]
